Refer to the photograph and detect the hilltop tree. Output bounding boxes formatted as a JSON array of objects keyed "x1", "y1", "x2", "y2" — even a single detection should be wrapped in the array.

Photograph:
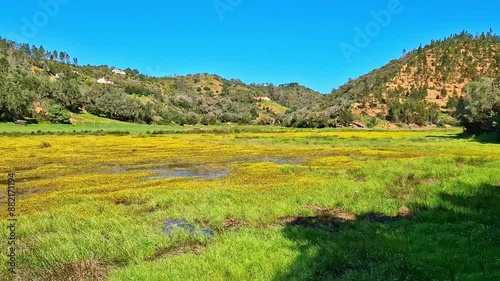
[
  {"x1": 51, "y1": 50, "x2": 58, "y2": 61},
  {"x1": 59, "y1": 51, "x2": 65, "y2": 63},
  {"x1": 38, "y1": 45, "x2": 46, "y2": 60}
]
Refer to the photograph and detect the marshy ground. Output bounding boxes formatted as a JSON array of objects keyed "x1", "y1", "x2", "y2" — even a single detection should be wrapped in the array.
[{"x1": 0, "y1": 128, "x2": 499, "y2": 280}]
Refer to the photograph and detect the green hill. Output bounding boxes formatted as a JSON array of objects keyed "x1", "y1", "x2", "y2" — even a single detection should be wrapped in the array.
[{"x1": 0, "y1": 36, "x2": 322, "y2": 127}]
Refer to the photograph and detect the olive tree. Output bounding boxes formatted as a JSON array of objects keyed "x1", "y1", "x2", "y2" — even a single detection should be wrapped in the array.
[{"x1": 454, "y1": 78, "x2": 500, "y2": 134}]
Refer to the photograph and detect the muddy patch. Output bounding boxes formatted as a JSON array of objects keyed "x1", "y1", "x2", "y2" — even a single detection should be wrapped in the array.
[
  {"x1": 274, "y1": 206, "x2": 357, "y2": 232},
  {"x1": 275, "y1": 205, "x2": 413, "y2": 231},
  {"x1": 114, "y1": 199, "x2": 133, "y2": 206},
  {"x1": 146, "y1": 243, "x2": 206, "y2": 261},
  {"x1": 304, "y1": 205, "x2": 357, "y2": 221},
  {"x1": 215, "y1": 218, "x2": 247, "y2": 232},
  {"x1": 194, "y1": 218, "x2": 247, "y2": 232},
  {"x1": 279, "y1": 216, "x2": 342, "y2": 232},
  {"x1": 223, "y1": 218, "x2": 247, "y2": 231}
]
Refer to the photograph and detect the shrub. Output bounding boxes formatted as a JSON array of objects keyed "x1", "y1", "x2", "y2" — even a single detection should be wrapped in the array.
[
  {"x1": 454, "y1": 78, "x2": 500, "y2": 134},
  {"x1": 48, "y1": 105, "x2": 71, "y2": 124}
]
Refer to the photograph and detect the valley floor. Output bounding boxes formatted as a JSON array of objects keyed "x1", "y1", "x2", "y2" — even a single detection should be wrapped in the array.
[{"x1": 0, "y1": 128, "x2": 498, "y2": 280}]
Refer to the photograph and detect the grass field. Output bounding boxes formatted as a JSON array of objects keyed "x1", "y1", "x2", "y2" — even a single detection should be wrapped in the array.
[
  {"x1": 0, "y1": 115, "x2": 182, "y2": 134},
  {"x1": 0, "y1": 128, "x2": 499, "y2": 280},
  {"x1": 0, "y1": 118, "x2": 296, "y2": 135}
]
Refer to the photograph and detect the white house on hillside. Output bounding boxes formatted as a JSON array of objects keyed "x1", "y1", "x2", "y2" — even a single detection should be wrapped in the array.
[
  {"x1": 97, "y1": 78, "x2": 114, "y2": 85},
  {"x1": 112, "y1": 68, "x2": 127, "y2": 75},
  {"x1": 254, "y1": 96, "x2": 272, "y2": 102}
]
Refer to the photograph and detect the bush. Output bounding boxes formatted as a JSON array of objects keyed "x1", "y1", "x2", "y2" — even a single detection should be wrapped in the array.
[
  {"x1": 367, "y1": 117, "x2": 379, "y2": 128},
  {"x1": 454, "y1": 78, "x2": 500, "y2": 134},
  {"x1": 48, "y1": 105, "x2": 71, "y2": 124}
]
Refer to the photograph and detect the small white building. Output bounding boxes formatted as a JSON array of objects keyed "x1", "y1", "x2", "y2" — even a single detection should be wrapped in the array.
[
  {"x1": 112, "y1": 68, "x2": 127, "y2": 75},
  {"x1": 254, "y1": 96, "x2": 272, "y2": 102},
  {"x1": 97, "y1": 78, "x2": 114, "y2": 85}
]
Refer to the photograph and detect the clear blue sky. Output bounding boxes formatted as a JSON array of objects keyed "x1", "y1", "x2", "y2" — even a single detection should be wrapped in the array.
[{"x1": 1, "y1": 0, "x2": 499, "y2": 93}]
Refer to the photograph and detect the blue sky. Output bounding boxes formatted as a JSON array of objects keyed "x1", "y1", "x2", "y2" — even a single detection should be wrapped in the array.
[{"x1": 1, "y1": 0, "x2": 499, "y2": 93}]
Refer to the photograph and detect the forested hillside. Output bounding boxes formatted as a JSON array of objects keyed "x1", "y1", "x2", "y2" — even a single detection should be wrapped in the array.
[
  {"x1": 0, "y1": 37, "x2": 323, "y2": 126},
  {"x1": 1, "y1": 31, "x2": 499, "y2": 129}
]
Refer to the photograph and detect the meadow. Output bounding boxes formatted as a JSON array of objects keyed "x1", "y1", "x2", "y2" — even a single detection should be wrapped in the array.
[{"x1": 0, "y1": 127, "x2": 498, "y2": 280}]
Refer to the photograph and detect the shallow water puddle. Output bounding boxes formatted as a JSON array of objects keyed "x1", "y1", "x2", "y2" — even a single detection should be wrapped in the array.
[
  {"x1": 145, "y1": 167, "x2": 230, "y2": 180},
  {"x1": 163, "y1": 219, "x2": 214, "y2": 237},
  {"x1": 110, "y1": 156, "x2": 306, "y2": 180}
]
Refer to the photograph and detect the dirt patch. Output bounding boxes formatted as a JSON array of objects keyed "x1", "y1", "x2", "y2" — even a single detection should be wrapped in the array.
[
  {"x1": 420, "y1": 178, "x2": 440, "y2": 185},
  {"x1": 273, "y1": 206, "x2": 358, "y2": 232},
  {"x1": 146, "y1": 243, "x2": 206, "y2": 261},
  {"x1": 276, "y1": 205, "x2": 413, "y2": 230},
  {"x1": 304, "y1": 205, "x2": 357, "y2": 221},
  {"x1": 195, "y1": 218, "x2": 247, "y2": 232},
  {"x1": 22, "y1": 260, "x2": 111, "y2": 281},
  {"x1": 398, "y1": 206, "x2": 413, "y2": 217},
  {"x1": 354, "y1": 175, "x2": 367, "y2": 182},
  {"x1": 279, "y1": 216, "x2": 340, "y2": 232},
  {"x1": 114, "y1": 199, "x2": 133, "y2": 206},
  {"x1": 222, "y1": 218, "x2": 247, "y2": 231}
]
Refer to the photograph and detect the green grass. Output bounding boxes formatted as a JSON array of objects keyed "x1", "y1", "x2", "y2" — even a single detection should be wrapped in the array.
[
  {"x1": 0, "y1": 114, "x2": 182, "y2": 134},
  {"x1": 0, "y1": 128, "x2": 498, "y2": 280},
  {"x1": 259, "y1": 101, "x2": 289, "y2": 114},
  {"x1": 70, "y1": 113, "x2": 127, "y2": 124}
]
